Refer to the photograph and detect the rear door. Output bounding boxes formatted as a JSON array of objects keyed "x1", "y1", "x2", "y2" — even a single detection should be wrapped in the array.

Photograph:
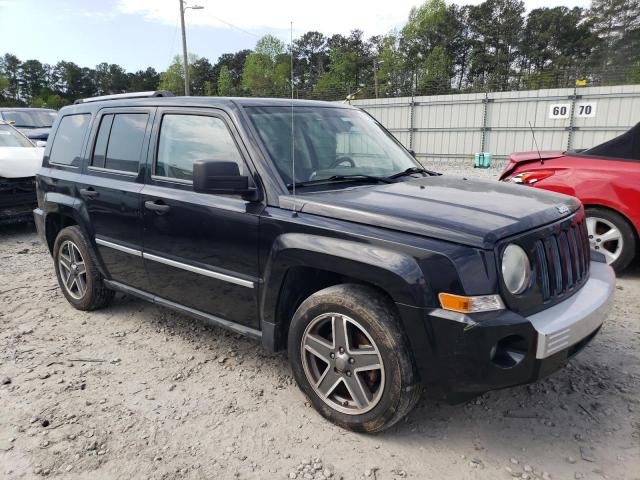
[
  {"x1": 81, "y1": 107, "x2": 155, "y2": 291},
  {"x1": 141, "y1": 107, "x2": 262, "y2": 328}
]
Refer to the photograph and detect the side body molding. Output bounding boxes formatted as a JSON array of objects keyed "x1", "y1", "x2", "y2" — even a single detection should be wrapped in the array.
[{"x1": 259, "y1": 233, "x2": 433, "y2": 350}]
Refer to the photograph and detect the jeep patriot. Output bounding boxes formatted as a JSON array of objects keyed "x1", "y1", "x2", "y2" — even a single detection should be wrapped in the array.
[{"x1": 33, "y1": 91, "x2": 615, "y2": 432}]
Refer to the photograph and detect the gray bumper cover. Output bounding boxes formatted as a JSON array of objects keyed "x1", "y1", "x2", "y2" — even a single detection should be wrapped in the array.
[{"x1": 529, "y1": 260, "x2": 615, "y2": 359}]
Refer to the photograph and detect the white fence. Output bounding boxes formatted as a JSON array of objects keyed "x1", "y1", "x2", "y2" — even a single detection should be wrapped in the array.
[{"x1": 352, "y1": 84, "x2": 640, "y2": 174}]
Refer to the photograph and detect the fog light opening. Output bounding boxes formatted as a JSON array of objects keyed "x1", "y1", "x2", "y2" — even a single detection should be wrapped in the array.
[{"x1": 490, "y1": 335, "x2": 528, "y2": 369}]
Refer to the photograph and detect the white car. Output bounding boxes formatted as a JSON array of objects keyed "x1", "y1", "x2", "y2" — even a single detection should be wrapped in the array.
[{"x1": 0, "y1": 121, "x2": 44, "y2": 225}]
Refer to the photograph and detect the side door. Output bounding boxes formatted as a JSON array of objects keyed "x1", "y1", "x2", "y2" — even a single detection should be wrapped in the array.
[
  {"x1": 141, "y1": 108, "x2": 262, "y2": 328},
  {"x1": 81, "y1": 107, "x2": 155, "y2": 291}
]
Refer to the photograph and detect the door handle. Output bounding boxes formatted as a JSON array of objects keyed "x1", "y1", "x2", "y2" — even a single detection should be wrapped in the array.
[
  {"x1": 79, "y1": 188, "x2": 99, "y2": 199},
  {"x1": 145, "y1": 200, "x2": 170, "y2": 214}
]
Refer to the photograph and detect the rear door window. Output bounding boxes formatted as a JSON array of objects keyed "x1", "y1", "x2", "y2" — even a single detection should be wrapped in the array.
[
  {"x1": 48, "y1": 114, "x2": 91, "y2": 166},
  {"x1": 92, "y1": 113, "x2": 148, "y2": 173}
]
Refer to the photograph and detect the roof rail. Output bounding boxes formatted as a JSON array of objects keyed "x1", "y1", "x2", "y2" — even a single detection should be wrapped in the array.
[{"x1": 74, "y1": 90, "x2": 174, "y2": 104}]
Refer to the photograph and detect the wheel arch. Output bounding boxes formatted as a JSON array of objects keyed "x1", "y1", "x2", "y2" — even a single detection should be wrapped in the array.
[
  {"x1": 583, "y1": 203, "x2": 639, "y2": 240},
  {"x1": 259, "y1": 233, "x2": 433, "y2": 352},
  {"x1": 40, "y1": 193, "x2": 105, "y2": 273}
]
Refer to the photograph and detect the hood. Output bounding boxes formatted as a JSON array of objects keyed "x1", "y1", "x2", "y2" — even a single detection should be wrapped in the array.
[
  {"x1": 0, "y1": 147, "x2": 45, "y2": 178},
  {"x1": 281, "y1": 176, "x2": 580, "y2": 249},
  {"x1": 500, "y1": 150, "x2": 564, "y2": 179},
  {"x1": 17, "y1": 127, "x2": 51, "y2": 141}
]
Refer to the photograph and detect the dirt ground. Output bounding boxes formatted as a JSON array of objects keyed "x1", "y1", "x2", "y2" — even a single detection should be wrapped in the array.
[{"x1": 1, "y1": 222, "x2": 639, "y2": 480}]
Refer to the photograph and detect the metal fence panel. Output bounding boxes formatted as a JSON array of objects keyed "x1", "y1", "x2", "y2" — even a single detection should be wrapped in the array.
[{"x1": 351, "y1": 84, "x2": 640, "y2": 173}]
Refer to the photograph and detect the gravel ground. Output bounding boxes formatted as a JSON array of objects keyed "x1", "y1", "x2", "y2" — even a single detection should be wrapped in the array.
[{"x1": 1, "y1": 220, "x2": 639, "y2": 480}]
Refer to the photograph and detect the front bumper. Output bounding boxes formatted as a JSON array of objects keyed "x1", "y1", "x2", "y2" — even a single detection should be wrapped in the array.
[
  {"x1": 529, "y1": 261, "x2": 614, "y2": 359},
  {"x1": 0, "y1": 177, "x2": 38, "y2": 225},
  {"x1": 399, "y1": 259, "x2": 615, "y2": 401}
]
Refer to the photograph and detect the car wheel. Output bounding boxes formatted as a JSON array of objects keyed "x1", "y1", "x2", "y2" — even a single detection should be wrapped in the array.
[
  {"x1": 53, "y1": 226, "x2": 114, "y2": 310},
  {"x1": 288, "y1": 284, "x2": 421, "y2": 433},
  {"x1": 585, "y1": 207, "x2": 636, "y2": 273}
]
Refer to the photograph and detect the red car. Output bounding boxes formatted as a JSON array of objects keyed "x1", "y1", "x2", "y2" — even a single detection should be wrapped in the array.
[{"x1": 500, "y1": 123, "x2": 640, "y2": 272}]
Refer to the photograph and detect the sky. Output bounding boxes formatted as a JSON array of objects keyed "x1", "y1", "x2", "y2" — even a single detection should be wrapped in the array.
[{"x1": 0, "y1": 0, "x2": 592, "y2": 72}]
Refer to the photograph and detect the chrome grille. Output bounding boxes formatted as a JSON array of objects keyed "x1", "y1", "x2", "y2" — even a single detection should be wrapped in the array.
[{"x1": 534, "y1": 218, "x2": 590, "y2": 301}]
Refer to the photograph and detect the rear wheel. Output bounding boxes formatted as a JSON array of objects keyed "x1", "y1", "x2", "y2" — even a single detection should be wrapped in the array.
[
  {"x1": 586, "y1": 207, "x2": 636, "y2": 273},
  {"x1": 53, "y1": 226, "x2": 114, "y2": 310},
  {"x1": 288, "y1": 284, "x2": 421, "y2": 433}
]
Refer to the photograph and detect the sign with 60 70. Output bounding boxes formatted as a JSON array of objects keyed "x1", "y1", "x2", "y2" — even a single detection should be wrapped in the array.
[{"x1": 549, "y1": 102, "x2": 597, "y2": 119}]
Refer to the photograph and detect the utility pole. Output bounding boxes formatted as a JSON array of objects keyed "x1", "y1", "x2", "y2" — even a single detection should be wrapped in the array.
[
  {"x1": 178, "y1": 1, "x2": 203, "y2": 96},
  {"x1": 179, "y1": 0, "x2": 190, "y2": 96},
  {"x1": 373, "y1": 60, "x2": 383, "y2": 99}
]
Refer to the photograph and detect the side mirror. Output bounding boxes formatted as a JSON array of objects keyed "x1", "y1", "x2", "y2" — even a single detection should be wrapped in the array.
[
  {"x1": 35, "y1": 140, "x2": 47, "y2": 147},
  {"x1": 193, "y1": 160, "x2": 255, "y2": 197}
]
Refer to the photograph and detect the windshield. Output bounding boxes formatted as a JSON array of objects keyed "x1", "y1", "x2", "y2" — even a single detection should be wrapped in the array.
[
  {"x1": 0, "y1": 125, "x2": 34, "y2": 147},
  {"x1": 2, "y1": 110, "x2": 57, "y2": 128},
  {"x1": 245, "y1": 106, "x2": 419, "y2": 186}
]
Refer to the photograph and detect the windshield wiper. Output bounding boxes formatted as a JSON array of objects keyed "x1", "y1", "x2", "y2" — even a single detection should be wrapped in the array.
[
  {"x1": 387, "y1": 166, "x2": 440, "y2": 179},
  {"x1": 287, "y1": 174, "x2": 393, "y2": 189}
]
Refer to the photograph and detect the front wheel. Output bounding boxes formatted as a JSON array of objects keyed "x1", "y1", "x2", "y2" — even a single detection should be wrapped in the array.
[
  {"x1": 288, "y1": 284, "x2": 421, "y2": 433},
  {"x1": 586, "y1": 207, "x2": 636, "y2": 273}
]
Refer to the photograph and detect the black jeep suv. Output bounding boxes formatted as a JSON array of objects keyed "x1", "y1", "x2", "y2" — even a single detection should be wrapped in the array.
[{"x1": 34, "y1": 92, "x2": 615, "y2": 432}]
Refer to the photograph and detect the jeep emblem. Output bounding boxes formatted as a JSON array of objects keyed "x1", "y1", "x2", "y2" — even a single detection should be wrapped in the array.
[{"x1": 556, "y1": 205, "x2": 569, "y2": 214}]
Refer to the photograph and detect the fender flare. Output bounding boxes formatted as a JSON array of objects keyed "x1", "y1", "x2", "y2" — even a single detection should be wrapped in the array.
[
  {"x1": 41, "y1": 192, "x2": 108, "y2": 276},
  {"x1": 259, "y1": 233, "x2": 435, "y2": 350}
]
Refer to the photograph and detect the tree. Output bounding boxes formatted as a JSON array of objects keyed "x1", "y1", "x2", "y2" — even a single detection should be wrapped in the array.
[
  {"x1": 128, "y1": 67, "x2": 160, "y2": 92},
  {"x1": 400, "y1": 0, "x2": 450, "y2": 73},
  {"x1": 1, "y1": 53, "x2": 21, "y2": 102},
  {"x1": 0, "y1": 75, "x2": 11, "y2": 106},
  {"x1": 191, "y1": 57, "x2": 214, "y2": 96},
  {"x1": 314, "y1": 30, "x2": 374, "y2": 98},
  {"x1": 377, "y1": 33, "x2": 412, "y2": 96},
  {"x1": 242, "y1": 35, "x2": 290, "y2": 97},
  {"x1": 520, "y1": 7, "x2": 594, "y2": 75},
  {"x1": 52, "y1": 61, "x2": 89, "y2": 100},
  {"x1": 468, "y1": 0, "x2": 525, "y2": 89},
  {"x1": 418, "y1": 46, "x2": 452, "y2": 94},
  {"x1": 217, "y1": 65, "x2": 235, "y2": 95},
  {"x1": 159, "y1": 54, "x2": 197, "y2": 95},
  {"x1": 293, "y1": 31, "x2": 329, "y2": 92},
  {"x1": 588, "y1": 0, "x2": 640, "y2": 70},
  {"x1": 19, "y1": 59, "x2": 46, "y2": 103},
  {"x1": 212, "y1": 50, "x2": 251, "y2": 93}
]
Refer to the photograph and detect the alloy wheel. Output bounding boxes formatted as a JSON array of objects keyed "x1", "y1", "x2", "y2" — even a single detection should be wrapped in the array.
[
  {"x1": 58, "y1": 240, "x2": 88, "y2": 300},
  {"x1": 300, "y1": 313, "x2": 385, "y2": 415},
  {"x1": 586, "y1": 216, "x2": 624, "y2": 265}
]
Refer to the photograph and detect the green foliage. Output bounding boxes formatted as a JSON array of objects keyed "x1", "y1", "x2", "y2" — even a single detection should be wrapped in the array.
[
  {"x1": 242, "y1": 35, "x2": 290, "y2": 97},
  {"x1": 217, "y1": 66, "x2": 235, "y2": 96},
  {"x1": 418, "y1": 46, "x2": 452, "y2": 93},
  {"x1": 159, "y1": 54, "x2": 195, "y2": 95}
]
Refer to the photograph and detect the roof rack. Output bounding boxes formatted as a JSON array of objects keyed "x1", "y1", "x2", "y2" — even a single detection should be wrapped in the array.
[{"x1": 74, "y1": 90, "x2": 174, "y2": 105}]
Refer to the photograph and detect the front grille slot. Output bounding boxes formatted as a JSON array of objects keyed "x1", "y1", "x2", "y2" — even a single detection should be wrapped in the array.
[{"x1": 535, "y1": 218, "x2": 589, "y2": 301}]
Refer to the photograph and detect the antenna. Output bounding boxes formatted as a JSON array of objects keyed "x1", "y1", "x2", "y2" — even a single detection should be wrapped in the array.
[
  {"x1": 290, "y1": 21, "x2": 297, "y2": 217},
  {"x1": 528, "y1": 121, "x2": 544, "y2": 165}
]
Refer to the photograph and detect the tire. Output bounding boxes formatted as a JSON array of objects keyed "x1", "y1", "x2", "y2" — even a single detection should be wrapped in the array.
[
  {"x1": 585, "y1": 207, "x2": 636, "y2": 273},
  {"x1": 288, "y1": 284, "x2": 421, "y2": 433},
  {"x1": 53, "y1": 226, "x2": 114, "y2": 311}
]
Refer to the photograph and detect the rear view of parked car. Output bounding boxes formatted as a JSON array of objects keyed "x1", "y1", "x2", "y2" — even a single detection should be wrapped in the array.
[
  {"x1": 500, "y1": 123, "x2": 640, "y2": 273},
  {"x1": 0, "y1": 121, "x2": 44, "y2": 225},
  {"x1": 0, "y1": 107, "x2": 58, "y2": 145}
]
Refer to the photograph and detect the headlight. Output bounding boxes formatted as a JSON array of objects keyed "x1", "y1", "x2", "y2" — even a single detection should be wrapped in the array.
[{"x1": 501, "y1": 244, "x2": 531, "y2": 295}]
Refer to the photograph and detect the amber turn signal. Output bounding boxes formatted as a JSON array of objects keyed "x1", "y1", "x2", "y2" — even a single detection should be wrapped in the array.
[{"x1": 438, "y1": 292, "x2": 505, "y2": 313}]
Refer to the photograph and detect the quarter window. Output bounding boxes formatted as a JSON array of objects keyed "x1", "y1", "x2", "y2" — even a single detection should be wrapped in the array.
[
  {"x1": 156, "y1": 114, "x2": 244, "y2": 181},
  {"x1": 91, "y1": 114, "x2": 114, "y2": 169},
  {"x1": 91, "y1": 113, "x2": 148, "y2": 173},
  {"x1": 48, "y1": 114, "x2": 91, "y2": 166}
]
